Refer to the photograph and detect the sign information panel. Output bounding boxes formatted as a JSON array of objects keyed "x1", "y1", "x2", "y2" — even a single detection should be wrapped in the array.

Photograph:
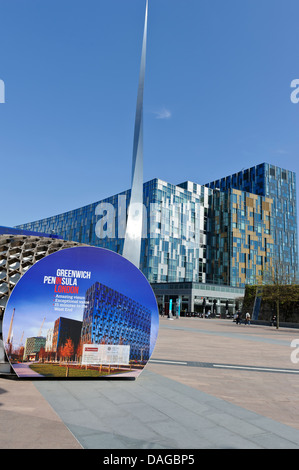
[
  {"x1": 2, "y1": 246, "x2": 159, "y2": 379},
  {"x1": 82, "y1": 344, "x2": 130, "y2": 365}
]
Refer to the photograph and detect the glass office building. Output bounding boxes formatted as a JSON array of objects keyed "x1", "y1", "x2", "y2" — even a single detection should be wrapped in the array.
[
  {"x1": 206, "y1": 163, "x2": 298, "y2": 282},
  {"x1": 17, "y1": 163, "x2": 298, "y2": 294},
  {"x1": 81, "y1": 281, "x2": 152, "y2": 361},
  {"x1": 23, "y1": 336, "x2": 46, "y2": 361},
  {"x1": 52, "y1": 317, "x2": 83, "y2": 355},
  {"x1": 206, "y1": 188, "x2": 274, "y2": 287},
  {"x1": 17, "y1": 179, "x2": 211, "y2": 285}
]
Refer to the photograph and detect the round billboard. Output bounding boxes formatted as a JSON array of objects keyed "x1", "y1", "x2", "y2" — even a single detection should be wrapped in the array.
[{"x1": 2, "y1": 246, "x2": 159, "y2": 379}]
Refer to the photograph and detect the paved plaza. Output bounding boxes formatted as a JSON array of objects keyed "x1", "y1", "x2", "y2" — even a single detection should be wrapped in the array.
[{"x1": 1, "y1": 317, "x2": 299, "y2": 449}]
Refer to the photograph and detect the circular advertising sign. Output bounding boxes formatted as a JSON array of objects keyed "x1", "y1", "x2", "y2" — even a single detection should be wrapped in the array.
[{"x1": 2, "y1": 246, "x2": 159, "y2": 379}]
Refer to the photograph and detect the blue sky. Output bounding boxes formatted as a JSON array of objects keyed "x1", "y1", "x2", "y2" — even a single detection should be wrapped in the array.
[{"x1": 0, "y1": 0, "x2": 299, "y2": 227}]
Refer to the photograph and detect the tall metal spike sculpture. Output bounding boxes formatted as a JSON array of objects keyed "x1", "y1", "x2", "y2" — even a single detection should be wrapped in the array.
[{"x1": 123, "y1": 0, "x2": 148, "y2": 268}]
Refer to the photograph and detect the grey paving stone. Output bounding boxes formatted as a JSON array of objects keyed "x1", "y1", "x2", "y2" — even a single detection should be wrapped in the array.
[
  {"x1": 33, "y1": 369, "x2": 299, "y2": 449},
  {"x1": 249, "y1": 432, "x2": 299, "y2": 449},
  {"x1": 30, "y1": 320, "x2": 299, "y2": 450}
]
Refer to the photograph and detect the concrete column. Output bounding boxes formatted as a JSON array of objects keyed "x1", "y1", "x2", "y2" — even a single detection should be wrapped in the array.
[
  {"x1": 188, "y1": 293, "x2": 194, "y2": 313},
  {"x1": 217, "y1": 299, "x2": 221, "y2": 316}
]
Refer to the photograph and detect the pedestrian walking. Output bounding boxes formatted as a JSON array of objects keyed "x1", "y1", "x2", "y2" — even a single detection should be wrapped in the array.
[{"x1": 245, "y1": 312, "x2": 250, "y2": 325}]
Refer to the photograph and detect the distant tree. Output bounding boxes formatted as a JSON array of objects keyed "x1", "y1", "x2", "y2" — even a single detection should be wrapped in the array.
[
  {"x1": 48, "y1": 350, "x2": 55, "y2": 362},
  {"x1": 39, "y1": 347, "x2": 46, "y2": 362},
  {"x1": 19, "y1": 346, "x2": 24, "y2": 361},
  {"x1": 62, "y1": 338, "x2": 74, "y2": 361},
  {"x1": 234, "y1": 296, "x2": 244, "y2": 312},
  {"x1": 62, "y1": 338, "x2": 75, "y2": 377},
  {"x1": 255, "y1": 260, "x2": 299, "y2": 329},
  {"x1": 57, "y1": 346, "x2": 63, "y2": 362}
]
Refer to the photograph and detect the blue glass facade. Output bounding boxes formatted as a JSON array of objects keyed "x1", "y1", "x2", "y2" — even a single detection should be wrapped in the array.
[
  {"x1": 206, "y1": 163, "x2": 298, "y2": 282},
  {"x1": 0, "y1": 225, "x2": 61, "y2": 239},
  {"x1": 17, "y1": 178, "x2": 211, "y2": 285},
  {"x1": 206, "y1": 188, "x2": 274, "y2": 287},
  {"x1": 17, "y1": 163, "x2": 298, "y2": 288},
  {"x1": 81, "y1": 282, "x2": 151, "y2": 361}
]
